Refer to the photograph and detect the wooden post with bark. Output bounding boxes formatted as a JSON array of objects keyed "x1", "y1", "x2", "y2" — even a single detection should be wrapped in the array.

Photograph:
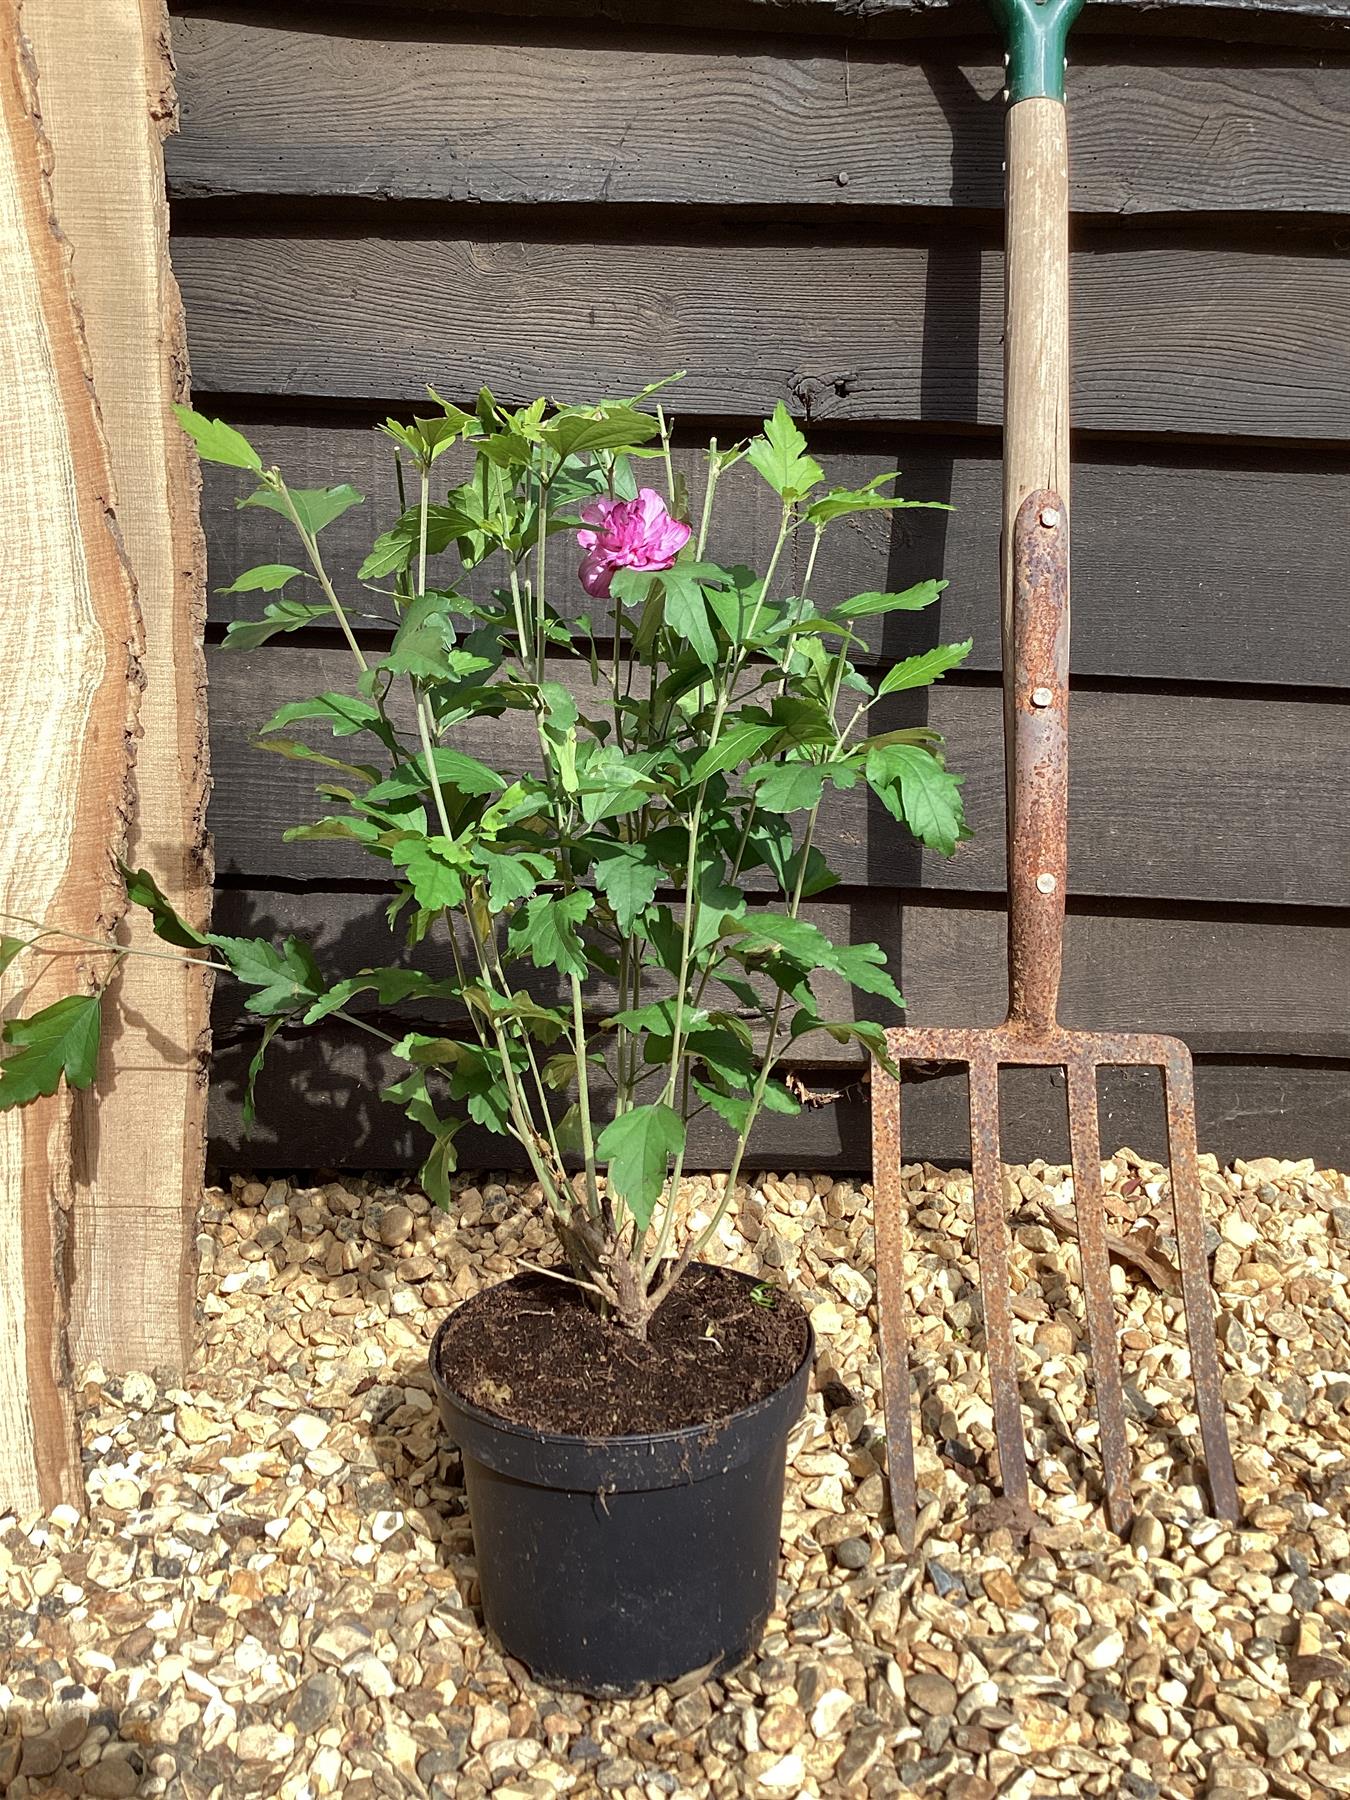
[
  {"x1": 23, "y1": 0, "x2": 212, "y2": 1376},
  {"x1": 0, "y1": 5, "x2": 141, "y2": 1513}
]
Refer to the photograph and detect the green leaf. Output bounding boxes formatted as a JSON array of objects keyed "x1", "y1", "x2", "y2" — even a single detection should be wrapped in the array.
[
  {"x1": 120, "y1": 863, "x2": 210, "y2": 948},
  {"x1": 207, "y1": 935, "x2": 325, "y2": 1017},
  {"x1": 590, "y1": 845, "x2": 662, "y2": 934},
  {"x1": 745, "y1": 760, "x2": 827, "y2": 815},
  {"x1": 358, "y1": 502, "x2": 480, "y2": 580},
  {"x1": 217, "y1": 563, "x2": 305, "y2": 594},
  {"x1": 0, "y1": 935, "x2": 27, "y2": 976},
  {"x1": 223, "y1": 600, "x2": 332, "y2": 650},
  {"x1": 420, "y1": 1120, "x2": 467, "y2": 1211},
  {"x1": 685, "y1": 722, "x2": 778, "y2": 788},
  {"x1": 258, "y1": 693, "x2": 387, "y2": 742},
  {"x1": 874, "y1": 639, "x2": 973, "y2": 697},
  {"x1": 759, "y1": 1078, "x2": 801, "y2": 1116},
  {"x1": 833, "y1": 581, "x2": 944, "y2": 620},
  {"x1": 302, "y1": 968, "x2": 459, "y2": 1026},
  {"x1": 368, "y1": 747, "x2": 505, "y2": 804},
  {"x1": 250, "y1": 737, "x2": 380, "y2": 785},
  {"x1": 390, "y1": 835, "x2": 470, "y2": 910},
  {"x1": 240, "y1": 483, "x2": 363, "y2": 537},
  {"x1": 829, "y1": 941, "x2": 906, "y2": 1010},
  {"x1": 507, "y1": 891, "x2": 593, "y2": 981},
  {"x1": 477, "y1": 849, "x2": 552, "y2": 911},
  {"x1": 659, "y1": 565, "x2": 718, "y2": 668},
  {"x1": 745, "y1": 401, "x2": 823, "y2": 502},
  {"x1": 542, "y1": 407, "x2": 662, "y2": 459},
  {"x1": 0, "y1": 992, "x2": 102, "y2": 1110},
  {"x1": 596, "y1": 1103, "x2": 685, "y2": 1232},
  {"x1": 866, "y1": 743, "x2": 970, "y2": 856},
  {"x1": 241, "y1": 1016, "x2": 284, "y2": 1132},
  {"x1": 173, "y1": 405, "x2": 262, "y2": 472},
  {"x1": 382, "y1": 1065, "x2": 444, "y2": 1136},
  {"x1": 692, "y1": 1079, "x2": 751, "y2": 1133}
]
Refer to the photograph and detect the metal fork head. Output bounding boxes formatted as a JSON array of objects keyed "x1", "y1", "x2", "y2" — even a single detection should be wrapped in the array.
[{"x1": 871, "y1": 1022, "x2": 1241, "y2": 1544}]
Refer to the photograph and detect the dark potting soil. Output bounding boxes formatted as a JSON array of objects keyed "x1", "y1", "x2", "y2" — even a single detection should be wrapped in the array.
[{"x1": 435, "y1": 1265, "x2": 809, "y2": 1437}]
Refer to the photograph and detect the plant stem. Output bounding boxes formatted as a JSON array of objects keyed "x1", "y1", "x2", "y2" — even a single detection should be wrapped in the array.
[
  {"x1": 695, "y1": 440, "x2": 719, "y2": 560},
  {"x1": 274, "y1": 479, "x2": 369, "y2": 675}
]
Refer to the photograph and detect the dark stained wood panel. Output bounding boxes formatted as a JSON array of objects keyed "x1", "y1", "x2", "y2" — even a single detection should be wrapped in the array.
[
  {"x1": 200, "y1": 415, "x2": 1350, "y2": 689},
  {"x1": 172, "y1": 230, "x2": 1350, "y2": 440},
  {"x1": 184, "y1": 1, "x2": 1350, "y2": 54},
  {"x1": 208, "y1": 1023, "x2": 1350, "y2": 1170},
  {"x1": 210, "y1": 885, "x2": 1350, "y2": 1058},
  {"x1": 168, "y1": 18, "x2": 1350, "y2": 217},
  {"x1": 204, "y1": 647, "x2": 1350, "y2": 905}
]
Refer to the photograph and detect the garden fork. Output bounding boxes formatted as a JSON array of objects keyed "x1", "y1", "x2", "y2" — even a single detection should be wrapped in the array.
[{"x1": 870, "y1": 0, "x2": 1240, "y2": 1542}]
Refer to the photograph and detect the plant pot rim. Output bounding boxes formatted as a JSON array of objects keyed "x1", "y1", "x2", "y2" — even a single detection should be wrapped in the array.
[{"x1": 429, "y1": 1267, "x2": 814, "y2": 1492}]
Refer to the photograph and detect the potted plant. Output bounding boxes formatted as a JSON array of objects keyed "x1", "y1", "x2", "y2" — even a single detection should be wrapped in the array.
[{"x1": 1, "y1": 380, "x2": 970, "y2": 1693}]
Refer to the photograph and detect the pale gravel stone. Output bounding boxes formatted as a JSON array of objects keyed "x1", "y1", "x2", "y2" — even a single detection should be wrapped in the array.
[{"x1": 0, "y1": 1154, "x2": 1338, "y2": 1800}]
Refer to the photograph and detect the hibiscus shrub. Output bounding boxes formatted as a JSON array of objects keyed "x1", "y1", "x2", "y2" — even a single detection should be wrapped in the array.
[{"x1": 1, "y1": 382, "x2": 970, "y2": 1336}]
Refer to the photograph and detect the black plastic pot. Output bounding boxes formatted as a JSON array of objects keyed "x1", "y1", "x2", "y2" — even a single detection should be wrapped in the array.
[{"x1": 428, "y1": 1277, "x2": 813, "y2": 1695}]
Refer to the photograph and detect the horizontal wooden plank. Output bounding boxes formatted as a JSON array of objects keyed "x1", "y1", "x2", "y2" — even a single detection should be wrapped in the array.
[
  {"x1": 210, "y1": 885, "x2": 1350, "y2": 1058},
  {"x1": 167, "y1": 18, "x2": 1350, "y2": 218},
  {"x1": 207, "y1": 1026, "x2": 1350, "y2": 1170},
  {"x1": 200, "y1": 415, "x2": 1350, "y2": 689},
  {"x1": 204, "y1": 648, "x2": 1350, "y2": 905},
  {"x1": 172, "y1": 229, "x2": 1350, "y2": 440},
  {"x1": 182, "y1": 1, "x2": 1350, "y2": 53}
]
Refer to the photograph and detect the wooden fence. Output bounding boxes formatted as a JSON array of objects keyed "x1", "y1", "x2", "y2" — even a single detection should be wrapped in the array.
[{"x1": 167, "y1": 0, "x2": 1350, "y2": 1171}]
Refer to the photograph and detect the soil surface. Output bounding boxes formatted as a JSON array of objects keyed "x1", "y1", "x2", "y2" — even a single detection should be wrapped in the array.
[{"x1": 435, "y1": 1264, "x2": 810, "y2": 1436}]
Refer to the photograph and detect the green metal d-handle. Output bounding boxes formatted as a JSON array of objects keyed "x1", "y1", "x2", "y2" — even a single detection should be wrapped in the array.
[{"x1": 985, "y1": 0, "x2": 1085, "y2": 104}]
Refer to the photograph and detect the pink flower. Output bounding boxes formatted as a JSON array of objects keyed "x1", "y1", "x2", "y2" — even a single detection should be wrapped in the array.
[{"x1": 576, "y1": 488, "x2": 691, "y2": 599}]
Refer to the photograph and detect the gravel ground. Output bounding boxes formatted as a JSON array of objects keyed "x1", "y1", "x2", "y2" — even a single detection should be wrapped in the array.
[{"x1": 1, "y1": 1152, "x2": 1348, "y2": 1800}]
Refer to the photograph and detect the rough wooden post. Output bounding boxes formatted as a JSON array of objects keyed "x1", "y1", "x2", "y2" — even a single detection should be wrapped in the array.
[
  {"x1": 23, "y1": 0, "x2": 212, "y2": 1375},
  {"x1": 0, "y1": 5, "x2": 141, "y2": 1513}
]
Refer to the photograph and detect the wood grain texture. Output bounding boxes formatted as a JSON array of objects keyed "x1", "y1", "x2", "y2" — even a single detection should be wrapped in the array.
[
  {"x1": 211, "y1": 886, "x2": 1350, "y2": 1059},
  {"x1": 199, "y1": 415, "x2": 1350, "y2": 689},
  {"x1": 165, "y1": 16, "x2": 1350, "y2": 217},
  {"x1": 26, "y1": 0, "x2": 212, "y2": 1377},
  {"x1": 208, "y1": 1023, "x2": 1350, "y2": 1171},
  {"x1": 188, "y1": 0, "x2": 1350, "y2": 53},
  {"x1": 204, "y1": 649, "x2": 1350, "y2": 906},
  {"x1": 169, "y1": 228, "x2": 1350, "y2": 441},
  {"x1": 0, "y1": 9, "x2": 140, "y2": 1513}
]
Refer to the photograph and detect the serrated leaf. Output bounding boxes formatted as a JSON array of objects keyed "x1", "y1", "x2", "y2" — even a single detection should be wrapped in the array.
[
  {"x1": 685, "y1": 721, "x2": 778, "y2": 789},
  {"x1": 874, "y1": 639, "x2": 972, "y2": 697},
  {"x1": 745, "y1": 401, "x2": 823, "y2": 501},
  {"x1": 121, "y1": 863, "x2": 210, "y2": 948},
  {"x1": 173, "y1": 404, "x2": 262, "y2": 472},
  {"x1": 0, "y1": 992, "x2": 102, "y2": 1110},
  {"x1": 833, "y1": 581, "x2": 945, "y2": 620},
  {"x1": 302, "y1": 968, "x2": 459, "y2": 1026},
  {"x1": 829, "y1": 941, "x2": 906, "y2": 1010},
  {"x1": 543, "y1": 407, "x2": 662, "y2": 459},
  {"x1": 660, "y1": 565, "x2": 717, "y2": 667},
  {"x1": 223, "y1": 600, "x2": 332, "y2": 650},
  {"x1": 507, "y1": 891, "x2": 593, "y2": 981},
  {"x1": 382, "y1": 1065, "x2": 444, "y2": 1136},
  {"x1": 368, "y1": 747, "x2": 505, "y2": 804},
  {"x1": 358, "y1": 502, "x2": 481, "y2": 580},
  {"x1": 258, "y1": 693, "x2": 388, "y2": 742},
  {"x1": 865, "y1": 743, "x2": 970, "y2": 856},
  {"x1": 217, "y1": 563, "x2": 305, "y2": 594},
  {"x1": 207, "y1": 934, "x2": 325, "y2": 1016},
  {"x1": 745, "y1": 760, "x2": 827, "y2": 814},
  {"x1": 390, "y1": 835, "x2": 470, "y2": 910},
  {"x1": 242, "y1": 1016, "x2": 284, "y2": 1131},
  {"x1": 477, "y1": 849, "x2": 552, "y2": 911},
  {"x1": 420, "y1": 1120, "x2": 467, "y2": 1210},
  {"x1": 240, "y1": 483, "x2": 363, "y2": 537},
  {"x1": 596, "y1": 1102, "x2": 684, "y2": 1232},
  {"x1": 693, "y1": 1078, "x2": 752, "y2": 1133},
  {"x1": 590, "y1": 844, "x2": 662, "y2": 933}
]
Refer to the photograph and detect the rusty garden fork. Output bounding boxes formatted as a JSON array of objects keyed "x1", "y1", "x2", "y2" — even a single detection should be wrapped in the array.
[{"x1": 870, "y1": 0, "x2": 1240, "y2": 1543}]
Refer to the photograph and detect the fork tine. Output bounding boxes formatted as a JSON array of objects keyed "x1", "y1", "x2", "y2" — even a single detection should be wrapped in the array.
[
  {"x1": 967, "y1": 1052, "x2": 1030, "y2": 1512},
  {"x1": 1161, "y1": 1045, "x2": 1241, "y2": 1522},
  {"x1": 1066, "y1": 1056, "x2": 1133, "y2": 1534},
  {"x1": 871, "y1": 1061, "x2": 918, "y2": 1549}
]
